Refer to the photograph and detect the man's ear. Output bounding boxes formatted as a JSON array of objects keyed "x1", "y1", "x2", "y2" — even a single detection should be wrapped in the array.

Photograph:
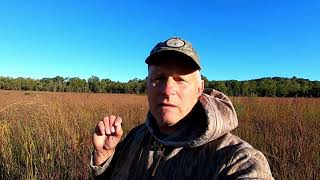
[{"x1": 198, "y1": 80, "x2": 204, "y2": 97}]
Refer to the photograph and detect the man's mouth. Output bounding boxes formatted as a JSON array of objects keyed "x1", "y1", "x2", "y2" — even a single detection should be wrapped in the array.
[{"x1": 159, "y1": 103, "x2": 177, "y2": 107}]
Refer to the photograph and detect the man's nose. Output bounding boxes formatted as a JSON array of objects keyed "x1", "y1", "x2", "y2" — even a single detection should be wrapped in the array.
[{"x1": 162, "y1": 77, "x2": 177, "y2": 96}]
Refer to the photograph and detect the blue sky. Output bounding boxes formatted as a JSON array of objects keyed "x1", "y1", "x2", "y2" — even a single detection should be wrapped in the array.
[{"x1": 0, "y1": 0, "x2": 319, "y2": 82}]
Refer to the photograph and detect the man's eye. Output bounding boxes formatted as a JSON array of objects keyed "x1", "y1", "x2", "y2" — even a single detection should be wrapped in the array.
[
  {"x1": 150, "y1": 78, "x2": 161, "y2": 86},
  {"x1": 152, "y1": 79, "x2": 160, "y2": 83},
  {"x1": 152, "y1": 77, "x2": 165, "y2": 82},
  {"x1": 174, "y1": 77, "x2": 187, "y2": 82}
]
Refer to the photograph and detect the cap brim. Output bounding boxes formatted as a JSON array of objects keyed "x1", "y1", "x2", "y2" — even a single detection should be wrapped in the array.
[{"x1": 145, "y1": 50, "x2": 201, "y2": 70}]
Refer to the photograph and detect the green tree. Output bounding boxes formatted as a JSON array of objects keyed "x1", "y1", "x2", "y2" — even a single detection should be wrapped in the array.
[
  {"x1": 88, "y1": 76, "x2": 101, "y2": 93},
  {"x1": 212, "y1": 81, "x2": 228, "y2": 94}
]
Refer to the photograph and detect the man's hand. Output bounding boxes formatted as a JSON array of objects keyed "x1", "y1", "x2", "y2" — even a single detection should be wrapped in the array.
[{"x1": 92, "y1": 115, "x2": 123, "y2": 166}]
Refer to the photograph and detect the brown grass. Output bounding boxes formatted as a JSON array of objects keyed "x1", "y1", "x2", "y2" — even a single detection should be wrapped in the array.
[{"x1": 0, "y1": 90, "x2": 319, "y2": 179}]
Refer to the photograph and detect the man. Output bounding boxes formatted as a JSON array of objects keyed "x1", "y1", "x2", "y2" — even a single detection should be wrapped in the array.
[{"x1": 91, "y1": 37, "x2": 274, "y2": 179}]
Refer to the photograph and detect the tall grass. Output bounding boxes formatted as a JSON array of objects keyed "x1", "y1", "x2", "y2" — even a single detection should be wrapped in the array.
[
  {"x1": 0, "y1": 90, "x2": 319, "y2": 179},
  {"x1": 231, "y1": 97, "x2": 319, "y2": 179},
  {"x1": 0, "y1": 91, "x2": 148, "y2": 179}
]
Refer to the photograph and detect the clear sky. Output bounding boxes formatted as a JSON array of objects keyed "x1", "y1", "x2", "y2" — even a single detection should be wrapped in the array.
[{"x1": 0, "y1": 0, "x2": 319, "y2": 82}]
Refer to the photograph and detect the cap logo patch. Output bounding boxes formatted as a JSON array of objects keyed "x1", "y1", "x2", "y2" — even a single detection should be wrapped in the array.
[{"x1": 166, "y1": 38, "x2": 185, "y2": 48}]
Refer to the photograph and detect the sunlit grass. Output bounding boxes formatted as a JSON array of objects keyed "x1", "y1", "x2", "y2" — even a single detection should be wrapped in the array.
[{"x1": 0, "y1": 90, "x2": 319, "y2": 179}]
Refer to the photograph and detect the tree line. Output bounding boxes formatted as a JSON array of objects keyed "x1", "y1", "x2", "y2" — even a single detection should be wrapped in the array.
[{"x1": 0, "y1": 75, "x2": 319, "y2": 97}]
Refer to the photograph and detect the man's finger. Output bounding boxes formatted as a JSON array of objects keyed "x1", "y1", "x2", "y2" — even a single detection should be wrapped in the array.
[
  {"x1": 103, "y1": 116, "x2": 111, "y2": 135},
  {"x1": 114, "y1": 116, "x2": 122, "y2": 127},
  {"x1": 114, "y1": 117, "x2": 123, "y2": 137},
  {"x1": 109, "y1": 115, "x2": 116, "y2": 133},
  {"x1": 97, "y1": 121, "x2": 106, "y2": 135}
]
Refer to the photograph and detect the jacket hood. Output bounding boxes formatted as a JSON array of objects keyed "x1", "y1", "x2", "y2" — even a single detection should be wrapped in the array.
[{"x1": 146, "y1": 89, "x2": 238, "y2": 148}]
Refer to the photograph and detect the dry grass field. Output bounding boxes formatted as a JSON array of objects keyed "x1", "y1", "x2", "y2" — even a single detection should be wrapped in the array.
[{"x1": 0, "y1": 90, "x2": 319, "y2": 179}]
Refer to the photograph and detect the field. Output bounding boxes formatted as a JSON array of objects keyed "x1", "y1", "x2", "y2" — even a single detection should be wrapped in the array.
[{"x1": 0, "y1": 90, "x2": 319, "y2": 179}]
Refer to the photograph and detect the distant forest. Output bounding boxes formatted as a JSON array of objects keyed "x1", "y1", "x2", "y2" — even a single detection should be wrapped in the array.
[{"x1": 0, "y1": 76, "x2": 319, "y2": 97}]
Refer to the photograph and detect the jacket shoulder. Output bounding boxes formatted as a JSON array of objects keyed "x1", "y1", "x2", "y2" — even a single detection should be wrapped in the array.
[{"x1": 215, "y1": 133, "x2": 274, "y2": 179}]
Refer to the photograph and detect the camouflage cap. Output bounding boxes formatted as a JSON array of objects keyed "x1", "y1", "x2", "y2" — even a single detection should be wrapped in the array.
[{"x1": 145, "y1": 37, "x2": 201, "y2": 70}]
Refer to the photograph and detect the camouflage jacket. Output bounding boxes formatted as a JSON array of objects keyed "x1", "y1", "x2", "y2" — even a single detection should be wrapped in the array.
[{"x1": 91, "y1": 89, "x2": 274, "y2": 179}]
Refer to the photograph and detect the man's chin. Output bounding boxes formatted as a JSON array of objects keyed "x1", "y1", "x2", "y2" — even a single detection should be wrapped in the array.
[{"x1": 159, "y1": 114, "x2": 181, "y2": 127}]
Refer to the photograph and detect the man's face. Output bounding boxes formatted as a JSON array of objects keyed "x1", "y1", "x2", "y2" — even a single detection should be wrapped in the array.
[{"x1": 147, "y1": 59, "x2": 204, "y2": 130}]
